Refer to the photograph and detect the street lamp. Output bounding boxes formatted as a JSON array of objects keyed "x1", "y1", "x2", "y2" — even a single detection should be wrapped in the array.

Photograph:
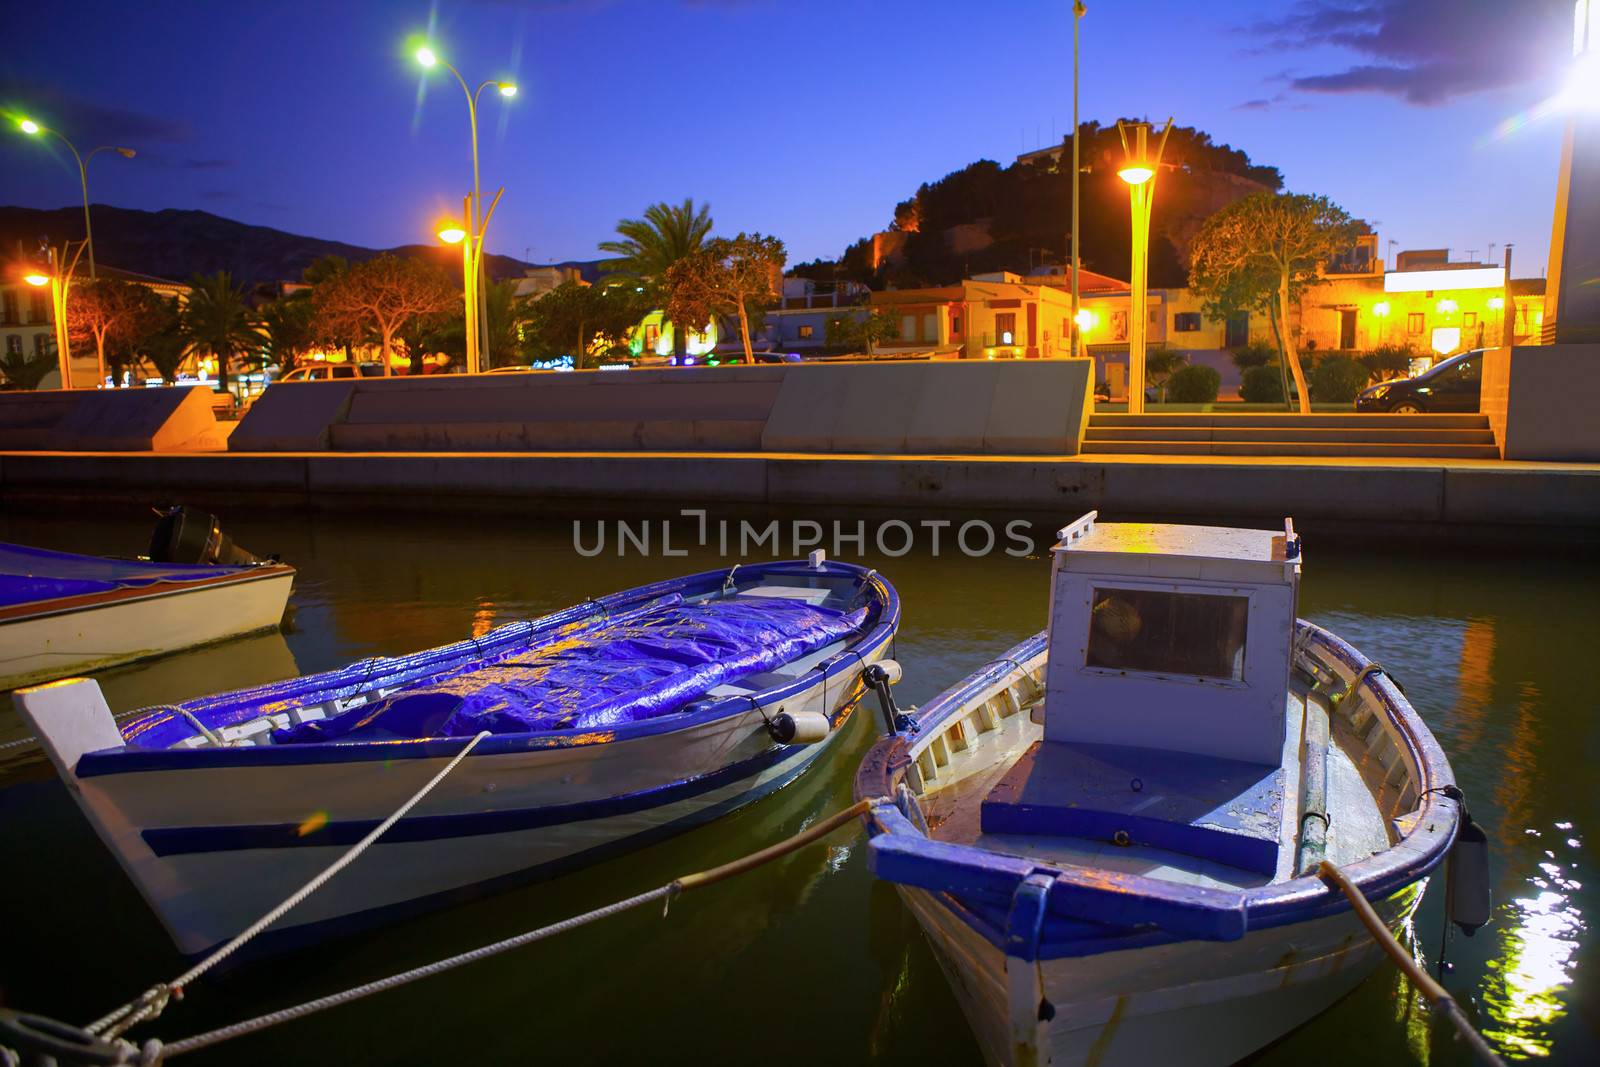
[
  {"x1": 1117, "y1": 118, "x2": 1172, "y2": 414},
  {"x1": 437, "y1": 206, "x2": 480, "y2": 374},
  {"x1": 22, "y1": 245, "x2": 82, "y2": 388},
  {"x1": 414, "y1": 44, "x2": 517, "y2": 373},
  {"x1": 16, "y1": 117, "x2": 136, "y2": 279},
  {"x1": 1372, "y1": 301, "x2": 1390, "y2": 345}
]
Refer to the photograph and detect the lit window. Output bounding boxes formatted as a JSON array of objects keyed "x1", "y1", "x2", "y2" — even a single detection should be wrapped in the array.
[
  {"x1": 4, "y1": 335, "x2": 20, "y2": 356},
  {"x1": 797, "y1": 324, "x2": 814, "y2": 339},
  {"x1": 33, "y1": 334, "x2": 47, "y2": 358},
  {"x1": 1174, "y1": 311, "x2": 1201, "y2": 331},
  {"x1": 1407, "y1": 312, "x2": 1425, "y2": 335},
  {"x1": 1086, "y1": 587, "x2": 1248, "y2": 681}
]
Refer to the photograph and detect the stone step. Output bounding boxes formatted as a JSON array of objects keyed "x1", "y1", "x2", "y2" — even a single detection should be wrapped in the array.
[
  {"x1": 1080, "y1": 439, "x2": 1502, "y2": 459},
  {"x1": 1088, "y1": 413, "x2": 1488, "y2": 430},
  {"x1": 1083, "y1": 426, "x2": 1497, "y2": 445}
]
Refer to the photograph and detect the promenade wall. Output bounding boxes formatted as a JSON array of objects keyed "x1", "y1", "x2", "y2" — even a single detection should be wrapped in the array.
[
  {"x1": 0, "y1": 385, "x2": 223, "y2": 452},
  {"x1": 228, "y1": 360, "x2": 1097, "y2": 456}
]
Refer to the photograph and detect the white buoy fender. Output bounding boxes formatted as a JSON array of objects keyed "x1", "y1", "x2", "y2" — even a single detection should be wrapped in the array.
[
  {"x1": 767, "y1": 710, "x2": 831, "y2": 745},
  {"x1": 1448, "y1": 814, "x2": 1493, "y2": 935}
]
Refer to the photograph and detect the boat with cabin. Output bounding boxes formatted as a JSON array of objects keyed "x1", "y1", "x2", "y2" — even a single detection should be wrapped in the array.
[
  {"x1": 16, "y1": 555, "x2": 899, "y2": 957},
  {"x1": 854, "y1": 513, "x2": 1487, "y2": 1066}
]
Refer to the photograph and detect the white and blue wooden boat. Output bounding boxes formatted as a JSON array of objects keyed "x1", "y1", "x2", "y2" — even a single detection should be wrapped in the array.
[
  {"x1": 855, "y1": 513, "x2": 1484, "y2": 1067},
  {"x1": 17, "y1": 556, "x2": 899, "y2": 956},
  {"x1": 0, "y1": 539, "x2": 294, "y2": 692}
]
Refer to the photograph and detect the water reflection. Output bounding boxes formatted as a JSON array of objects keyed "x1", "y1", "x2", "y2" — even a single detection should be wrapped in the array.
[{"x1": 1481, "y1": 825, "x2": 1586, "y2": 1059}]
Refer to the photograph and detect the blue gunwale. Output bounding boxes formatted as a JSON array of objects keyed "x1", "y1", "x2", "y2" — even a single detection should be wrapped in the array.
[
  {"x1": 77, "y1": 559, "x2": 900, "y2": 778},
  {"x1": 853, "y1": 621, "x2": 1461, "y2": 961}
]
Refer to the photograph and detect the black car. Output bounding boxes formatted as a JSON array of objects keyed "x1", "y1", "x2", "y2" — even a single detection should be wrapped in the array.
[{"x1": 1355, "y1": 350, "x2": 1482, "y2": 413}]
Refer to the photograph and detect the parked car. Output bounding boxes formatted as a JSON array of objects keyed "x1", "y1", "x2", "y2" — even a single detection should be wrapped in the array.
[
  {"x1": 1355, "y1": 350, "x2": 1482, "y2": 413},
  {"x1": 278, "y1": 362, "x2": 385, "y2": 382}
]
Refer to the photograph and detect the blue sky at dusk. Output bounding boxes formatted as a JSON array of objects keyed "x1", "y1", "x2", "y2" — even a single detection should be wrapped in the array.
[{"x1": 0, "y1": 0, "x2": 1579, "y2": 276}]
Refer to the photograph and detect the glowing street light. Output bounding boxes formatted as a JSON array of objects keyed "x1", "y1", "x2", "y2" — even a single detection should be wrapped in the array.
[
  {"x1": 436, "y1": 224, "x2": 467, "y2": 245},
  {"x1": 23, "y1": 273, "x2": 50, "y2": 288},
  {"x1": 1074, "y1": 308, "x2": 1095, "y2": 331},
  {"x1": 413, "y1": 42, "x2": 517, "y2": 373},
  {"x1": 15, "y1": 116, "x2": 136, "y2": 278},
  {"x1": 18, "y1": 247, "x2": 81, "y2": 388},
  {"x1": 1117, "y1": 118, "x2": 1173, "y2": 414}
]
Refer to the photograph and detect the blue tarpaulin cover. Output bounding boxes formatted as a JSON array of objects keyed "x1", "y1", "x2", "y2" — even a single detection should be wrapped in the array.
[
  {"x1": 0, "y1": 542, "x2": 251, "y2": 609},
  {"x1": 273, "y1": 594, "x2": 868, "y2": 742}
]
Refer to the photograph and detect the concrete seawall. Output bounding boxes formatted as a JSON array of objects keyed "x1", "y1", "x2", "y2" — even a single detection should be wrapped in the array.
[{"x1": 4, "y1": 450, "x2": 1596, "y2": 537}]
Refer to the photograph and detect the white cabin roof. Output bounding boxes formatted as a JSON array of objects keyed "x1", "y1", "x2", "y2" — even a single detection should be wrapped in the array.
[{"x1": 1053, "y1": 514, "x2": 1298, "y2": 586}]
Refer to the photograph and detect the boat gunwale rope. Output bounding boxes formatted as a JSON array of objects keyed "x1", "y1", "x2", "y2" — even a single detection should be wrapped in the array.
[
  {"x1": 86, "y1": 730, "x2": 494, "y2": 1042},
  {"x1": 137, "y1": 797, "x2": 884, "y2": 1062}
]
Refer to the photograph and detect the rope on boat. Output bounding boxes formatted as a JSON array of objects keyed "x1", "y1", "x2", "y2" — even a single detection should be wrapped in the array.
[
  {"x1": 0, "y1": 706, "x2": 176, "y2": 754},
  {"x1": 143, "y1": 797, "x2": 880, "y2": 1061},
  {"x1": 1317, "y1": 861, "x2": 1505, "y2": 1067},
  {"x1": 85, "y1": 730, "x2": 493, "y2": 1042}
]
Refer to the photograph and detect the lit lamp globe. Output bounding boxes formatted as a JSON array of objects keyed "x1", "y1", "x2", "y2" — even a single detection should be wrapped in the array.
[
  {"x1": 23, "y1": 273, "x2": 50, "y2": 287},
  {"x1": 1118, "y1": 165, "x2": 1154, "y2": 185},
  {"x1": 1074, "y1": 309, "x2": 1095, "y2": 331},
  {"x1": 437, "y1": 225, "x2": 467, "y2": 245},
  {"x1": 19, "y1": 118, "x2": 41, "y2": 135},
  {"x1": 415, "y1": 46, "x2": 438, "y2": 68},
  {"x1": 498, "y1": 83, "x2": 518, "y2": 98}
]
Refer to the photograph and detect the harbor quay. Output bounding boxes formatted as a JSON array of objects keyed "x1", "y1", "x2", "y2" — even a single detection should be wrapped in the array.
[{"x1": 4, "y1": 447, "x2": 1599, "y2": 540}]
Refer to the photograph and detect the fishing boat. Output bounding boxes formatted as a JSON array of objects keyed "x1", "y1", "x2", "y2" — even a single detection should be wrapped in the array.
[
  {"x1": 17, "y1": 555, "x2": 899, "y2": 956},
  {"x1": 0, "y1": 508, "x2": 294, "y2": 691},
  {"x1": 854, "y1": 513, "x2": 1488, "y2": 1067}
]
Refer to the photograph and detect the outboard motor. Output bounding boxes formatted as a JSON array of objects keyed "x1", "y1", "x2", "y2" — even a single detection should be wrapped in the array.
[{"x1": 148, "y1": 505, "x2": 268, "y2": 566}]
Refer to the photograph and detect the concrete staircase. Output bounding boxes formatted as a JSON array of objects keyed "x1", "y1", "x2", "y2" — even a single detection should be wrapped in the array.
[{"x1": 1082, "y1": 412, "x2": 1500, "y2": 459}]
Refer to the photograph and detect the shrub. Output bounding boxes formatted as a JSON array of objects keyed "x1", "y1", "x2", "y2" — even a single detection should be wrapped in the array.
[
  {"x1": 1239, "y1": 364, "x2": 1285, "y2": 403},
  {"x1": 1309, "y1": 355, "x2": 1372, "y2": 403},
  {"x1": 1360, "y1": 343, "x2": 1414, "y2": 381},
  {"x1": 1166, "y1": 364, "x2": 1221, "y2": 403},
  {"x1": 1231, "y1": 342, "x2": 1276, "y2": 370}
]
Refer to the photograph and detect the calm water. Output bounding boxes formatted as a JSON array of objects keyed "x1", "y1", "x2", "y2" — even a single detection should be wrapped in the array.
[{"x1": 0, "y1": 508, "x2": 1594, "y2": 1065}]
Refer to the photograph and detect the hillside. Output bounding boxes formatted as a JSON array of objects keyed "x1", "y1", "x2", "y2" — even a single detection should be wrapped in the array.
[
  {"x1": 802, "y1": 120, "x2": 1288, "y2": 290},
  {"x1": 0, "y1": 205, "x2": 601, "y2": 288}
]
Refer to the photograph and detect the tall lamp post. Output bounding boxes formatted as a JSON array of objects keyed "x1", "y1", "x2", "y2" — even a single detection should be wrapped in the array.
[
  {"x1": 437, "y1": 207, "x2": 477, "y2": 375},
  {"x1": 1070, "y1": 1, "x2": 1086, "y2": 359},
  {"x1": 415, "y1": 45, "x2": 516, "y2": 373},
  {"x1": 23, "y1": 240, "x2": 88, "y2": 389},
  {"x1": 17, "y1": 118, "x2": 136, "y2": 280},
  {"x1": 1117, "y1": 118, "x2": 1172, "y2": 415}
]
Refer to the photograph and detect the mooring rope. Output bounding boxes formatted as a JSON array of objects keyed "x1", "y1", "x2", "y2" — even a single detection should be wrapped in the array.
[
  {"x1": 1317, "y1": 860, "x2": 1505, "y2": 1067},
  {"x1": 86, "y1": 731, "x2": 493, "y2": 1041},
  {"x1": 144, "y1": 798, "x2": 879, "y2": 1061}
]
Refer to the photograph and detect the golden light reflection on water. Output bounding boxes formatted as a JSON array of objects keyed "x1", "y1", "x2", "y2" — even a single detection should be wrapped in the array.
[{"x1": 1480, "y1": 825, "x2": 1585, "y2": 1059}]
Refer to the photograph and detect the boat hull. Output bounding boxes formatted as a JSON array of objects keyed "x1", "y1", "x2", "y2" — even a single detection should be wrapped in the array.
[
  {"x1": 64, "y1": 633, "x2": 885, "y2": 956},
  {"x1": 0, "y1": 566, "x2": 294, "y2": 691},
  {"x1": 899, "y1": 880, "x2": 1421, "y2": 1067}
]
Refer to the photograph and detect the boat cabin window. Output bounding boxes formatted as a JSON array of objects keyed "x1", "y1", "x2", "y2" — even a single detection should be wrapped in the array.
[{"x1": 1085, "y1": 587, "x2": 1248, "y2": 681}]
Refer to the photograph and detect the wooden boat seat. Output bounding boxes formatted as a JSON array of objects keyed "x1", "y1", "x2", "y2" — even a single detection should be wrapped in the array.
[{"x1": 980, "y1": 740, "x2": 1285, "y2": 876}]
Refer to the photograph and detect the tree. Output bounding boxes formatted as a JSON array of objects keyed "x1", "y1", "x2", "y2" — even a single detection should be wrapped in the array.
[
  {"x1": 138, "y1": 296, "x2": 188, "y2": 384},
  {"x1": 103, "y1": 284, "x2": 175, "y2": 385},
  {"x1": 1189, "y1": 192, "x2": 1361, "y2": 413},
  {"x1": 67, "y1": 278, "x2": 148, "y2": 385},
  {"x1": 523, "y1": 281, "x2": 649, "y2": 368},
  {"x1": 662, "y1": 233, "x2": 786, "y2": 364},
  {"x1": 599, "y1": 199, "x2": 713, "y2": 360},
  {"x1": 182, "y1": 272, "x2": 262, "y2": 390},
  {"x1": 1145, "y1": 344, "x2": 1187, "y2": 403},
  {"x1": 311, "y1": 254, "x2": 456, "y2": 375},
  {"x1": 259, "y1": 295, "x2": 316, "y2": 374},
  {"x1": 0, "y1": 343, "x2": 56, "y2": 390},
  {"x1": 826, "y1": 311, "x2": 899, "y2": 356}
]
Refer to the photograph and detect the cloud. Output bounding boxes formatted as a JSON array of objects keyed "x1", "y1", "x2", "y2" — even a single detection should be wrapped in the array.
[
  {"x1": 1233, "y1": 96, "x2": 1280, "y2": 112},
  {"x1": 0, "y1": 76, "x2": 190, "y2": 143},
  {"x1": 1256, "y1": 0, "x2": 1573, "y2": 106}
]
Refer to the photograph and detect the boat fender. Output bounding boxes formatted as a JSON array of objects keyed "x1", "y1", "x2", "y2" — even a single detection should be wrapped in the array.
[
  {"x1": 766, "y1": 710, "x2": 831, "y2": 745},
  {"x1": 1444, "y1": 787, "x2": 1493, "y2": 936}
]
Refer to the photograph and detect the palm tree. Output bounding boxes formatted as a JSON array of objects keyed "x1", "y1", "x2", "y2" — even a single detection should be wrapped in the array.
[
  {"x1": 182, "y1": 271, "x2": 262, "y2": 390},
  {"x1": 599, "y1": 199, "x2": 713, "y2": 360},
  {"x1": 259, "y1": 294, "x2": 315, "y2": 375}
]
